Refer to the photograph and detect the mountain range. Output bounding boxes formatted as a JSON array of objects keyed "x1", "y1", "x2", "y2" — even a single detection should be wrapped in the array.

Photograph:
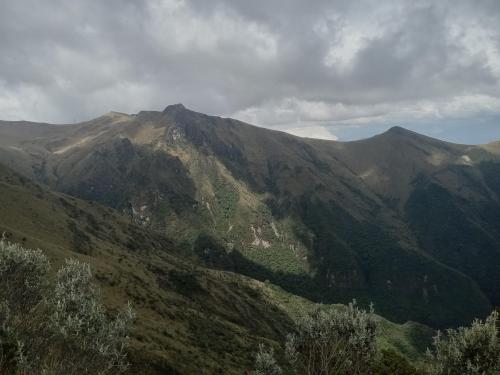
[
  {"x1": 2, "y1": 104, "x2": 500, "y2": 332},
  {"x1": 0, "y1": 147, "x2": 432, "y2": 374}
]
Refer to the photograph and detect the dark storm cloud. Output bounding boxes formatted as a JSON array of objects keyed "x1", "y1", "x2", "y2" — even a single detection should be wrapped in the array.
[{"x1": 1, "y1": 0, "x2": 500, "y2": 142}]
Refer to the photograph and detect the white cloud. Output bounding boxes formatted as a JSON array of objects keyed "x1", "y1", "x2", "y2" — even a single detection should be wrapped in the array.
[
  {"x1": 283, "y1": 125, "x2": 338, "y2": 140},
  {"x1": 0, "y1": 0, "x2": 500, "y2": 141},
  {"x1": 146, "y1": 0, "x2": 278, "y2": 59},
  {"x1": 0, "y1": 81, "x2": 58, "y2": 122}
]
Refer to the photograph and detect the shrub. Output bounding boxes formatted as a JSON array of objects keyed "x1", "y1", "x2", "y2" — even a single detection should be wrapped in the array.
[
  {"x1": 0, "y1": 240, "x2": 134, "y2": 374},
  {"x1": 0, "y1": 240, "x2": 50, "y2": 313},
  {"x1": 43, "y1": 259, "x2": 135, "y2": 374},
  {"x1": 424, "y1": 310, "x2": 500, "y2": 374},
  {"x1": 256, "y1": 301, "x2": 377, "y2": 375},
  {"x1": 0, "y1": 240, "x2": 50, "y2": 371},
  {"x1": 255, "y1": 344, "x2": 282, "y2": 375}
]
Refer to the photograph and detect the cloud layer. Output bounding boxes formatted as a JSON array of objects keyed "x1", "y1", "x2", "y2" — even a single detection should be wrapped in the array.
[{"x1": 1, "y1": 0, "x2": 500, "y2": 142}]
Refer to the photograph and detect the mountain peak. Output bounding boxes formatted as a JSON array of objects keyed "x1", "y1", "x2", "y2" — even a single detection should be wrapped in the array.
[
  {"x1": 163, "y1": 103, "x2": 187, "y2": 113},
  {"x1": 385, "y1": 126, "x2": 412, "y2": 135},
  {"x1": 376, "y1": 126, "x2": 423, "y2": 140}
]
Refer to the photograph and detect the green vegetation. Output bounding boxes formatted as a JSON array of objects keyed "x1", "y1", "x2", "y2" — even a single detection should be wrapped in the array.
[
  {"x1": 373, "y1": 349, "x2": 420, "y2": 375},
  {"x1": 260, "y1": 284, "x2": 433, "y2": 367},
  {"x1": 255, "y1": 301, "x2": 377, "y2": 374},
  {"x1": 243, "y1": 245, "x2": 307, "y2": 275},
  {"x1": 425, "y1": 311, "x2": 500, "y2": 374},
  {"x1": 406, "y1": 173, "x2": 500, "y2": 309},
  {"x1": 0, "y1": 240, "x2": 134, "y2": 374},
  {"x1": 0, "y1": 162, "x2": 433, "y2": 373},
  {"x1": 255, "y1": 305, "x2": 500, "y2": 375}
]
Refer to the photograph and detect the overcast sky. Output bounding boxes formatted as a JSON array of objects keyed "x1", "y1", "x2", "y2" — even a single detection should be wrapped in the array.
[{"x1": 1, "y1": 0, "x2": 500, "y2": 143}]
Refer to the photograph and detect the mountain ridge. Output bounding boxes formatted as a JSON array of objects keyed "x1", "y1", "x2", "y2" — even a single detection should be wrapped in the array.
[
  {"x1": 1, "y1": 105, "x2": 495, "y2": 147},
  {"x1": 1, "y1": 104, "x2": 500, "y2": 328}
]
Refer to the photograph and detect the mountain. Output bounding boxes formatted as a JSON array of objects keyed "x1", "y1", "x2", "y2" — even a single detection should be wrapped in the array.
[
  {"x1": 0, "y1": 162, "x2": 288, "y2": 373},
  {"x1": 0, "y1": 162, "x2": 432, "y2": 373},
  {"x1": 1, "y1": 105, "x2": 500, "y2": 328}
]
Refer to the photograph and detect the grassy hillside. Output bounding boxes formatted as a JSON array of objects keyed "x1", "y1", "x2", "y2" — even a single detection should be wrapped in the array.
[{"x1": 0, "y1": 163, "x2": 433, "y2": 373}]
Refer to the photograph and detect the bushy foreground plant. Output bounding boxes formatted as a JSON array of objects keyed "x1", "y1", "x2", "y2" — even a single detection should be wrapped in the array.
[
  {"x1": 255, "y1": 345, "x2": 282, "y2": 375},
  {"x1": 0, "y1": 240, "x2": 134, "y2": 374},
  {"x1": 255, "y1": 301, "x2": 377, "y2": 375},
  {"x1": 424, "y1": 310, "x2": 500, "y2": 375}
]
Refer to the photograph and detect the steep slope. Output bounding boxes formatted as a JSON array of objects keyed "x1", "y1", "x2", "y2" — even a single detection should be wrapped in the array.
[
  {"x1": 314, "y1": 126, "x2": 468, "y2": 204},
  {"x1": 0, "y1": 106, "x2": 498, "y2": 328},
  {"x1": 0, "y1": 162, "x2": 295, "y2": 373},
  {"x1": 311, "y1": 127, "x2": 500, "y2": 309},
  {"x1": 0, "y1": 162, "x2": 432, "y2": 373}
]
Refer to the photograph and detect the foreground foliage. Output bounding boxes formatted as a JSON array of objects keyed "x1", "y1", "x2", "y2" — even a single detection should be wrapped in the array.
[
  {"x1": 0, "y1": 240, "x2": 134, "y2": 374},
  {"x1": 425, "y1": 310, "x2": 500, "y2": 375},
  {"x1": 256, "y1": 301, "x2": 377, "y2": 375},
  {"x1": 256, "y1": 302, "x2": 500, "y2": 375}
]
